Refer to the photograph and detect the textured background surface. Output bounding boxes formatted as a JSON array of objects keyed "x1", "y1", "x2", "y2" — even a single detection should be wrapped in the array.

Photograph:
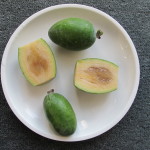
[{"x1": 0, "y1": 0, "x2": 150, "y2": 149}]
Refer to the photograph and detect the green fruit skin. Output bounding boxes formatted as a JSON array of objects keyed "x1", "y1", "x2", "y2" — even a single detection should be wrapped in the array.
[
  {"x1": 48, "y1": 18, "x2": 96, "y2": 50},
  {"x1": 43, "y1": 92, "x2": 77, "y2": 136}
]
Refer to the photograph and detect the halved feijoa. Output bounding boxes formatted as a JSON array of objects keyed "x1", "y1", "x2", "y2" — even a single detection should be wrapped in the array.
[
  {"x1": 18, "y1": 38, "x2": 56, "y2": 86},
  {"x1": 74, "y1": 58, "x2": 119, "y2": 94}
]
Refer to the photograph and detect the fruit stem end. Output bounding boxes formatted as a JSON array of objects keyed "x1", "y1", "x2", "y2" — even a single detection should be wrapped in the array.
[
  {"x1": 96, "y1": 30, "x2": 103, "y2": 39},
  {"x1": 47, "y1": 89, "x2": 54, "y2": 94}
]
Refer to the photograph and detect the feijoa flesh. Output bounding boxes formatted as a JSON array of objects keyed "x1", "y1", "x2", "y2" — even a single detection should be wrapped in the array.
[
  {"x1": 74, "y1": 58, "x2": 119, "y2": 93},
  {"x1": 18, "y1": 38, "x2": 56, "y2": 86}
]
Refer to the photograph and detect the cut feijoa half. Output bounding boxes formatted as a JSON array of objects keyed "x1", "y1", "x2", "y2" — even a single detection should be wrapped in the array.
[
  {"x1": 74, "y1": 58, "x2": 119, "y2": 94},
  {"x1": 18, "y1": 38, "x2": 56, "y2": 86}
]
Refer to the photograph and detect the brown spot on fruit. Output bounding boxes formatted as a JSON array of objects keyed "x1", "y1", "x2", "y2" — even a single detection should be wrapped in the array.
[
  {"x1": 27, "y1": 47, "x2": 48, "y2": 76},
  {"x1": 85, "y1": 66, "x2": 112, "y2": 84}
]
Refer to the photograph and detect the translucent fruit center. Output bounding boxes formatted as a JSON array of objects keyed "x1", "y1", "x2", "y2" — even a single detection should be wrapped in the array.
[
  {"x1": 27, "y1": 48, "x2": 48, "y2": 76},
  {"x1": 85, "y1": 66, "x2": 112, "y2": 84}
]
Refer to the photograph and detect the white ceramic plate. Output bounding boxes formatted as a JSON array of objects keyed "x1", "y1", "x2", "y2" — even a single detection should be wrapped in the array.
[{"x1": 1, "y1": 4, "x2": 140, "y2": 141}]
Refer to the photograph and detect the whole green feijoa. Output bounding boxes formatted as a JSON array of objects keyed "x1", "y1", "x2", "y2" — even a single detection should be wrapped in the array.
[
  {"x1": 48, "y1": 18, "x2": 103, "y2": 51},
  {"x1": 43, "y1": 89, "x2": 77, "y2": 136}
]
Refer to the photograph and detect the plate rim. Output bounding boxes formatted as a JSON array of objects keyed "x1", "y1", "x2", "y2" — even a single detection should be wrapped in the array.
[{"x1": 1, "y1": 4, "x2": 140, "y2": 142}]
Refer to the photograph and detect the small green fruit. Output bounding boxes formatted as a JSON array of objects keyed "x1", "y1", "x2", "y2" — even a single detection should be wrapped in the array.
[
  {"x1": 43, "y1": 89, "x2": 77, "y2": 136},
  {"x1": 48, "y1": 18, "x2": 103, "y2": 50}
]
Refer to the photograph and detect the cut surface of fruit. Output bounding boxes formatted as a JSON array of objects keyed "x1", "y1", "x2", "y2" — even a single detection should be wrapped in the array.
[
  {"x1": 74, "y1": 58, "x2": 119, "y2": 93},
  {"x1": 18, "y1": 38, "x2": 56, "y2": 86}
]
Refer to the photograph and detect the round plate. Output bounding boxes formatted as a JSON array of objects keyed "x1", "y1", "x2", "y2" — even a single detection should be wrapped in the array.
[{"x1": 1, "y1": 4, "x2": 140, "y2": 141}]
